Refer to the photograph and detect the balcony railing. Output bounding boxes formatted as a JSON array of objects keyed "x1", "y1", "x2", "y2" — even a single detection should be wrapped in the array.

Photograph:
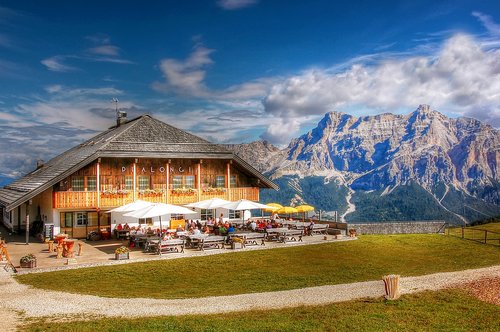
[{"x1": 53, "y1": 187, "x2": 260, "y2": 209}]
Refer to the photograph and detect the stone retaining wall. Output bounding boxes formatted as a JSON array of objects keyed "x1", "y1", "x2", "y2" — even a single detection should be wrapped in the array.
[{"x1": 348, "y1": 221, "x2": 446, "y2": 235}]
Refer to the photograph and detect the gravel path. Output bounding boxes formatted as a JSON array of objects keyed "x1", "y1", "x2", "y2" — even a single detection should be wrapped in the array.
[{"x1": 0, "y1": 265, "x2": 498, "y2": 330}]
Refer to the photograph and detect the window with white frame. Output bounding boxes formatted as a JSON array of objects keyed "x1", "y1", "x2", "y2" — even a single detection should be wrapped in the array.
[
  {"x1": 228, "y1": 210, "x2": 240, "y2": 219},
  {"x1": 72, "y1": 176, "x2": 84, "y2": 191},
  {"x1": 173, "y1": 176, "x2": 183, "y2": 189},
  {"x1": 201, "y1": 209, "x2": 214, "y2": 221},
  {"x1": 87, "y1": 176, "x2": 97, "y2": 191},
  {"x1": 125, "y1": 176, "x2": 133, "y2": 190},
  {"x1": 230, "y1": 175, "x2": 237, "y2": 188},
  {"x1": 76, "y1": 212, "x2": 88, "y2": 227},
  {"x1": 138, "y1": 176, "x2": 150, "y2": 190},
  {"x1": 185, "y1": 175, "x2": 195, "y2": 188},
  {"x1": 216, "y1": 175, "x2": 225, "y2": 188}
]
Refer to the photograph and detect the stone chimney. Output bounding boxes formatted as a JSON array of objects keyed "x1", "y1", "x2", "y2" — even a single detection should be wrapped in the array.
[{"x1": 116, "y1": 111, "x2": 128, "y2": 127}]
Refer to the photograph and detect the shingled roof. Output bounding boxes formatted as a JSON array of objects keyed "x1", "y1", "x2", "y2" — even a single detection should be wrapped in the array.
[{"x1": 0, "y1": 115, "x2": 277, "y2": 211}]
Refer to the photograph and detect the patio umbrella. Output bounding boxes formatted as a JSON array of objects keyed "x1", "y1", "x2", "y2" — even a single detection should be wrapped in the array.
[
  {"x1": 295, "y1": 204, "x2": 315, "y2": 221},
  {"x1": 275, "y1": 206, "x2": 298, "y2": 219},
  {"x1": 107, "y1": 200, "x2": 154, "y2": 213},
  {"x1": 185, "y1": 198, "x2": 231, "y2": 209},
  {"x1": 264, "y1": 203, "x2": 283, "y2": 212},
  {"x1": 124, "y1": 203, "x2": 197, "y2": 231},
  {"x1": 220, "y1": 199, "x2": 278, "y2": 222}
]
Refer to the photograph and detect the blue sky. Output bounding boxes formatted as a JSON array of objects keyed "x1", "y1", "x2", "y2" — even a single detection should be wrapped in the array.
[{"x1": 1, "y1": 0, "x2": 500, "y2": 184}]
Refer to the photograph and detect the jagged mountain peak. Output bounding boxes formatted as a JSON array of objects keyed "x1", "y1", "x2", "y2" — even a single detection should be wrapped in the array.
[{"x1": 227, "y1": 105, "x2": 499, "y2": 206}]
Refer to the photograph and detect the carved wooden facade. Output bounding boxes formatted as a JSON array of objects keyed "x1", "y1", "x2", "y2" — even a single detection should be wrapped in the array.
[{"x1": 53, "y1": 157, "x2": 259, "y2": 209}]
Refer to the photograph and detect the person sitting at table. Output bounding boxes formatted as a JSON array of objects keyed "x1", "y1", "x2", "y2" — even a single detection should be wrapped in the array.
[
  {"x1": 124, "y1": 223, "x2": 130, "y2": 230},
  {"x1": 162, "y1": 232, "x2": 172, "y2": 241},
  {"x1": 227, "y1": 224, "x2": 235, "y2": 233},
  {"x1": 219, "y1": 224, "x2": 227, "y2": 236},
  {"x1": 206, "y1": 217, "x2": 214, "y2": 226},
  {"x1": 250, "y1": 220, "x2": 257, "y2": 231},
  {"x1": 213, "y1": 223, "x2": 220, "y2": 235},
  {"x1": 116, "y1": 223, "x2": 123, "y2": 231},
  {"x1": 192, "y1": 227, "x2": 201, "y2": 235},
  {"x1": 176, "y1": 224, "x2": 184, "y2": 232},
  {"x1": 202, "y1": 225, "x2": 210, "y2": 234}
]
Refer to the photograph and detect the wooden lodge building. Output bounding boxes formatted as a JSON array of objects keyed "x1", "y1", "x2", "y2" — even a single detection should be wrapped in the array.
[{"x1": 0, "y1": 114, "x2": 277, "y2": 238}]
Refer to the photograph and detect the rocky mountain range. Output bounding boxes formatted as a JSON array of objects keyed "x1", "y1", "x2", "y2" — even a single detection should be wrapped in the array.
[{"x1": 225, "y1": 105, "x2": 500, "y2": 224}]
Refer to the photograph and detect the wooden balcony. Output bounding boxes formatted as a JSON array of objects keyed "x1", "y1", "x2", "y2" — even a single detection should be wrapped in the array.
[{"x1": 53, "y1": 187, "x2": 260, "y2": 210}]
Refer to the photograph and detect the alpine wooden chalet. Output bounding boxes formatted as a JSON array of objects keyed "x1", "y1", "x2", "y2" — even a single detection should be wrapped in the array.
[{"x1": 0, "y1": 113, "x2": 277, "y2": 238}]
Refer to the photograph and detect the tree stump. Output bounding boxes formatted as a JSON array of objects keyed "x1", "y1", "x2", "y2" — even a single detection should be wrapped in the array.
[{"x1": 383, "y1": 274, "x2": 401, "y2": 300}]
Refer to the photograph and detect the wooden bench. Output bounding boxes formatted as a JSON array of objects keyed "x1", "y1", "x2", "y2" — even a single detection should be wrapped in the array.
[
  {"x1": 198, "y1": 236, "x2": 227, "y2": 251},
  {"x1": 279, "y1": 229, "x2": 303, "y2": 243},
  {"x1": 157, "y1": 239, "x2": 185, "y2": 255},
  {"x1": 266, "y1": 228, "x2": 289, "y2": 242},
  {"x1": 241, "y1": 232, "x2": 266, "y2": 246},
  {"x1": 310, "y1": 224, "x2": 329, "y2": 235}
]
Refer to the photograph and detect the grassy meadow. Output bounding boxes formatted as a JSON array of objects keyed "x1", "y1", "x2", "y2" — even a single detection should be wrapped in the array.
[
  {"x1": 24, "y1": 289, "x2": 500, "y2": 331},
  {"x1": 16, "y1": 234, "x2": 500, "y2": 299}
]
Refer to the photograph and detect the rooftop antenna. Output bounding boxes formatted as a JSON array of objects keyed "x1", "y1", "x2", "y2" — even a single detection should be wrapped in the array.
[{"x1": 112, "y1": 97, "x2": 119, "y2": 117}]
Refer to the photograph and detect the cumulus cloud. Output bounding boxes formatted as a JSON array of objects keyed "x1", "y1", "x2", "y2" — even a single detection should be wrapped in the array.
[
  {"x1": 217, "y1": 0, "x2": 258, "y2": 10},
  {"x1": 262, "y1": 33, "x2": 500, "y2": 141}
]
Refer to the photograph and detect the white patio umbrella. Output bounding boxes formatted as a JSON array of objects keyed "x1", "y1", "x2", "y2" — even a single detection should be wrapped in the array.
[
  {"x1": 185, "y1": 198, "x2": 231, "y2": 209},
  {"x1": 220, "y1": 199, "x2": 279, "y2": 222},
  {"x1": 124, "y1": 203, "x2": 197, "y2": 231},
  {"x1": 106, "y1": 200, "x2": 154, "y2": 213}
]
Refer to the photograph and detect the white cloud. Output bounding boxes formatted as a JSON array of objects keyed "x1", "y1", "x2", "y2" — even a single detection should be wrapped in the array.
[
  {"x1": 87, "y1": 45, "x2": 120, "y2": 56},
  {"x1": 472, "y1": 11, "x2": 500, "y2": 35},
  {"x1": 153, "y1": 45, "x2": 275, "y2": 99},
  {"x1": 217, "y1": 0, "x2": 258, "y2": 10},
  {"x1": 153, "y1": 46, "x2": 214, "y2": 97},
  {"x1": 41, "y1": 55, "x2": 78, "y2": 72},
  {"x1": 262, "y1": 33, "x2": 500, "y2": 142}
]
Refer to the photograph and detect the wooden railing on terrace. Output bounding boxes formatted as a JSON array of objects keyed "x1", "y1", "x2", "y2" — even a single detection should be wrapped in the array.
[
  {"x1": 446, "y1": 226, "x2": 500, "y2": 246},
  {"x1": 53, "y1": 187, "x2": 260, "y2": 209}
]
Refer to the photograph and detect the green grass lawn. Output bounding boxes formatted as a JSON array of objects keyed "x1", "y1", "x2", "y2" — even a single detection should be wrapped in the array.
[
  {"x1": 16, "y1": 234, "x2": 500, "y2": 299},
  {"x1": 24, "y1": 289, "x2": 500, "y2": 332}
]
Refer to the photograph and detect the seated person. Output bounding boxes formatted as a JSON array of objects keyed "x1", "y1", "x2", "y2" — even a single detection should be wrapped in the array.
[
  {"x1": 218, "y1": 225, "x2": 227, "y2": 235},
  {"x1": 227, "y1": 224, "x2": 235, "y2": 233},
  {"x1": 123, "y1": 223, "x2": 130, "y2": 230},
  {"x1": 162, "y1": 233, "x2": 172, "y2": 241},
  {"x1": 250, "y1": 220, "x2": 257, "y2": 231},
  {"x1": 202, "y1": 225, "x2": 210, "y2": 234},
  {"x1": 176, "y1": 224, "x2": 184, "y2": 232},
  {"x1": 116, "y1": 223, "x2": 123, "y2": 231},
  {"x1": 192, "y1": 227, "x2": 201, "y2": 235}
]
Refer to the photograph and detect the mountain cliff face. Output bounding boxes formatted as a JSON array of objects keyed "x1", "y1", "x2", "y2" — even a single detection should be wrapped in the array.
[{"x1": 227, "y1": 105, "x2": 500, "y2": 224}]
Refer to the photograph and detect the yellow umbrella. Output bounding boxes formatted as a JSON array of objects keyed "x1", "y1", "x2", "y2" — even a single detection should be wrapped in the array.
[
  {"x1": 295, "y1": 204, "x2": 315, "y2": 221},
  {"x1": 264, "y1": 203, "x2": 283, "y2": 212},
  {"x1": 276, "y1": 206, "x2": 298, "y2": 219}
]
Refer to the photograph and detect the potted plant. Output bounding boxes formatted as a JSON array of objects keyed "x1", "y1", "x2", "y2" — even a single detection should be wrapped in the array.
[
  {"x1": 20, "y1": 253, "x2": 37, "y2": 268},
  {"x1": 115, "y1": 246, "x2": 130, "y2": 260}
]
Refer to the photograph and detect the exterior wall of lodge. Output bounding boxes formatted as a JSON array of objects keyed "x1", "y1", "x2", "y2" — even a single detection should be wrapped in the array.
[{"x1": 4, "y1": 157, "x2": 262, "y2": 238}]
